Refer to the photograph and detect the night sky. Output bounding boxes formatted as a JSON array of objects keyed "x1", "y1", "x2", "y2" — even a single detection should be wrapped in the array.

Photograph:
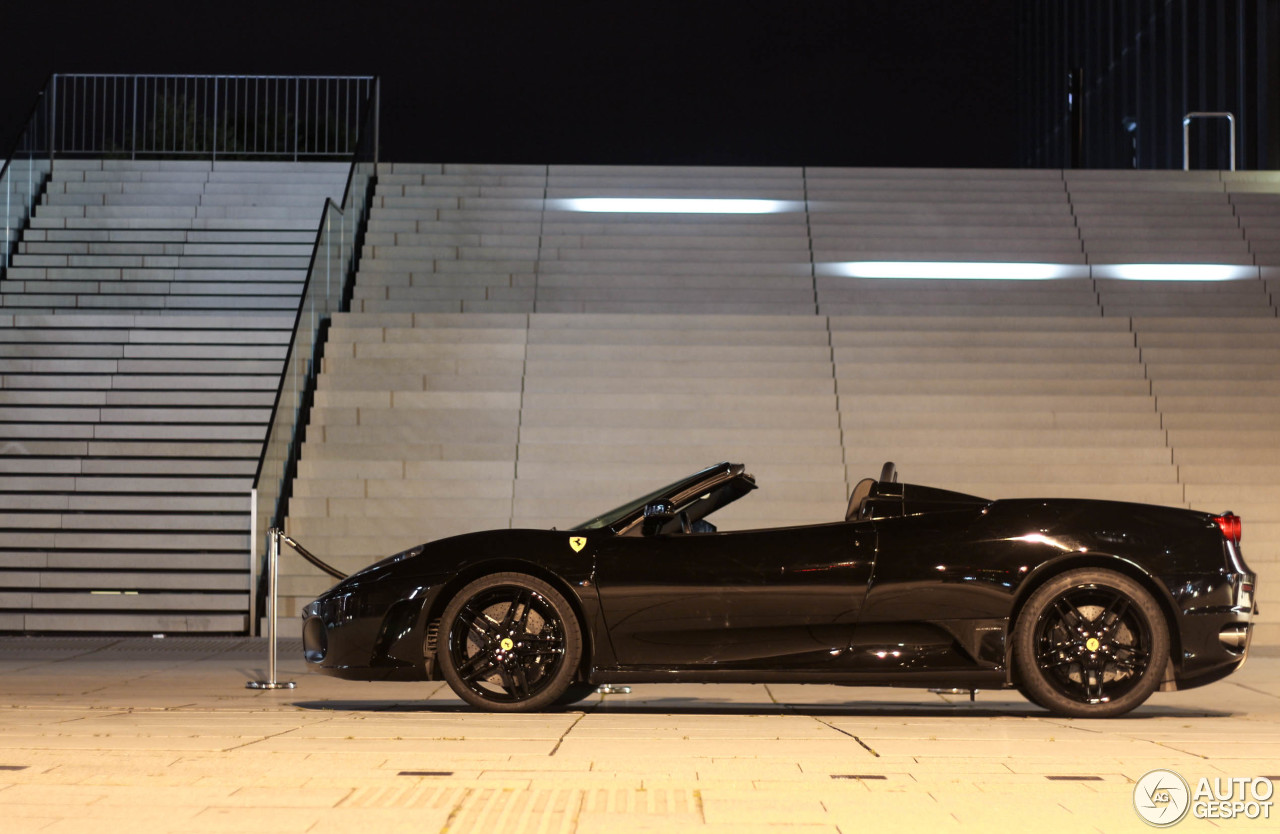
[{"x1": 2, "y1": 1, "x2": 1018, "y2": 168}]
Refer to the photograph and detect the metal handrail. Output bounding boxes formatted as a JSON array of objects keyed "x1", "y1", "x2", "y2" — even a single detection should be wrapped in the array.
[
  {"x1": 47, "y1": 74, "x2": 375, "y2": 160},
  {"x1": 1, "y1": 75, "x2": 54, "y2": 274},
  {"x1": 1183, "y1": 112, "x2": 1237, "y2": 171},
  {"x1": 249, "y1": 79, "x2": 380, "y2": 631},
  {"x1": 0, "y1": 75, "x2": 52, "y2": 183}
]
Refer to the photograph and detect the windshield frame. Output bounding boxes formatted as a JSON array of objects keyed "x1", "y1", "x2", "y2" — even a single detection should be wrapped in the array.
[{"x1": 570, "y1": 462, "x2": 752, "y2": 534}]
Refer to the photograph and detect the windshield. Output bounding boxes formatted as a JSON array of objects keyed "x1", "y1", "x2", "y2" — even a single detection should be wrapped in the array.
[{"x1": 571, "y1": 464, "x2": 733, "y2": 532}]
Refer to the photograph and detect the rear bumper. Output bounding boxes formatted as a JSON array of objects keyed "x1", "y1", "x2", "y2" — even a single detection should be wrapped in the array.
[{"x1": 1171, "y1": 570, "x2": 1255, "y2": 690}]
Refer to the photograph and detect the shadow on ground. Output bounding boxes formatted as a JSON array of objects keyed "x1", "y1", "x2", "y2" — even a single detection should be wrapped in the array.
[{"x1": 288, "y1": 698, "x2": 1233, "y2": 719}]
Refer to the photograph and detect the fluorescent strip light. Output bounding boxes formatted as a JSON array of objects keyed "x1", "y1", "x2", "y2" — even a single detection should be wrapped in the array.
[
  {"x1": 1101, "y1": 264, "x2": 1254, "y2": 281},
  {"x1": 831, "y1": 261, "x2": 1078, "y2": 280},
  {"x1": 559, "y1": 198, "x2": 795, "y2": 214}
]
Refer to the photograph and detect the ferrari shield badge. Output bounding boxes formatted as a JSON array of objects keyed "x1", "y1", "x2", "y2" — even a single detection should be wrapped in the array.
[{"x1": 569, "y1": 536, "x2": 587, "y2": 553}]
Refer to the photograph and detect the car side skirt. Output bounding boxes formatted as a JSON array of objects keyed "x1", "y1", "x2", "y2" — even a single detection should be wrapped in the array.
[{"x1": 588, "y1": 668, "x2": 1008, "y2": 689}]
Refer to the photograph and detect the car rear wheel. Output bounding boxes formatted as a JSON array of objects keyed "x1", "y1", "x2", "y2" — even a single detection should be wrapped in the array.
[
  {"x1": 1013, "y1": 568, "x2": 1169, "y2": 718},
  {"x1": 438, "y1": 572, "x2": 582, "y2": 712}
]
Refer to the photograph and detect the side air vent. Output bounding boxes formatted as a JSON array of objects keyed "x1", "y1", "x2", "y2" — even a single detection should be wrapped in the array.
[{"x1": 425, "y1": 618, "x2": 442, "y2": 655}]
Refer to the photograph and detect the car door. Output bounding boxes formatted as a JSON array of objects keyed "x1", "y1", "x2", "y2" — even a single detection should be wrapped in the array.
[{"x1": 593, "y1": 521, "x2": 875, "y2": 668}]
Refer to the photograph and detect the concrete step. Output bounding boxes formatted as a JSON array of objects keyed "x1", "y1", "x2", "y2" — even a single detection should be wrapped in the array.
[
  {"x1": 1174, "y1": 447, "x2": 1280, "y2": 464},
  {"x1": 836, "y1": 363, "x2": 1144, "y2": 381},
  {"x1": 2, "y1": 612, "x2": 248, "y2": 632},
  {"x1": 839, "y1": 410, "x2": 1160, "y2": 429},
  {"x1": 845, "y1": 446, "x2": 1172, "y2": 465},
  {"x1": 1156, "y1": 395, "x2": 1280, "y2": 413}
]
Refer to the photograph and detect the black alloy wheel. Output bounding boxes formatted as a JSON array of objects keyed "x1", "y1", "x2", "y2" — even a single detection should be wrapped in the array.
[
  {"x1": 1013, "y1": 568, "x2": 1169, "y2": 718},
  {"x1": 438, "y1": 572, "x2": 582, "y2": 712}
]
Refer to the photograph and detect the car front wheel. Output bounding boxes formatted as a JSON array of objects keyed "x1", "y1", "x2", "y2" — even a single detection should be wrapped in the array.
[
  {"x1": 438, "y1": 572, "x2": 582, "y2": 712},
  {"x1": 1013, "y1": 568, "x2": 1169, "y2": 718}
]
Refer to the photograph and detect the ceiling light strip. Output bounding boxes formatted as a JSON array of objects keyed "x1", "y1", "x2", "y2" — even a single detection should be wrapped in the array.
[
  {"x1": 556, "y1": 197, "x2": 799, "y2": 214},
  {"x1": 825, "y1": 262, "x2": 1259, "y2": 281}
]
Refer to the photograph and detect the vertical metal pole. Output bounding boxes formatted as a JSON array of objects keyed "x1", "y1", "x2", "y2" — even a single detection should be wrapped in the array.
[
  {"x1": 340, "y1": 201, "x2": 346, "y2": 311},
  {"x1": 212, "y1": 76, "x2": 219, "y2": 162},
  {"x1": 131, "y1": 76, "x2": 137, "y2": 160},
  {"x1": 1068, "y1": 68, "x2": 1084, "y2": 168},
  {"x1": 374, "y1": 78, "x2": 380, "y2": 167},
  {"x1": 48, "y1": 75, "x2": 57, "y2": 166},
  {"x1": 248, "y1": 487, "x2": 259, "y2": 637},
  {"x1": 1228, "y1": 113, "x2": 1237, "y2": 171},
  {"x1": 267, "y1": 527, "x2": 279, "y2": 680},
  {"x1": 246, "y1": 527, "x2": 296, "y2": 689},
  {"x1": 4, "y1": 171, "x2": 10, "y2": 272}
]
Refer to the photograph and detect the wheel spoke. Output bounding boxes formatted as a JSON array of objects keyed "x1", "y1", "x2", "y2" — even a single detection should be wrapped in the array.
[
  {"x1": 1051, "y1": 598, "x2": 1083, "y2": 630},
  {"x1": 456, "y1": 648, "x2": 500, "y2": 683},
  {"x1": 515, "y1": 634, "x2": 564, "y2": 655},
  {"x1": 461, "y1": 603, "x2": 500, "y2": 640},
  {"x1": 513, "y1": 591, "x2": 535, "y2": 632},
  {"x1": 498, "y1": 661, "x2": 531, "y2": 699},
  {"x1": 499, "y1": 589, "x2": 533, "y2": 630},
  {"x1": 1037, "y1": 654, "x2": 1078, "y2": 674},
  {"x1": 1107, "y1": 644, "x2": 1149, "y2": 675},
  {"x1": 1097, "y1": 594, "x2": 1130, "y2": 633}
]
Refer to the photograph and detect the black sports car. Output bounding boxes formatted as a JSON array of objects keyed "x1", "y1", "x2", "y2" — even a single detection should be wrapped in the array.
[{"x1": 300, "y1": 462, "x2": 1257, "y2": 717}]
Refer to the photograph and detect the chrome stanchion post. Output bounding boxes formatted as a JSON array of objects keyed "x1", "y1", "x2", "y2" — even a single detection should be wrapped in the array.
[
  {"x1": 248, "y1": 488, "x2": 258, "y2": 636},
  {"x1": 247, "y1": 527, "x2": 296, "y2": 690}
]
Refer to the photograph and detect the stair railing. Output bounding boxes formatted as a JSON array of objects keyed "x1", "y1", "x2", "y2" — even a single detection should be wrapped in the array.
[
  {"x1": 47, "y1": 74, "x2": 376, "y2": 160},
  {"x1": 0, "y1": 75, "x2": 53, "y2": 276},
  {"x1": 1183, "y1": 111, "x2": 1237, "y2": 171},
  {"x1": 249, "y1": 78, "x2": 380, "y2": 634}
]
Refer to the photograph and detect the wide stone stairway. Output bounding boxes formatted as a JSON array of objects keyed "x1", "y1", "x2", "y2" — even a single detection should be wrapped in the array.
[
  {"x1": 279, "y1": 164, "x2": 1280, "y2": 647},
  {"x1": 0, "y1": 159, "x2": 346, "y2": 631}
]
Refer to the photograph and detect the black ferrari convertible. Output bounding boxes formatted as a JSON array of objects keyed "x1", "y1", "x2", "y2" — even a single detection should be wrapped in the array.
[{"x1": 300, "y1": 462, "x2": 1257, "y2": 717}]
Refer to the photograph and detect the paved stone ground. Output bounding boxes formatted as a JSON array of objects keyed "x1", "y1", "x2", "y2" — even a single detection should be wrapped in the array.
[{"x1": 0, "y1": 636, "x2": 1276, "y2": 833}]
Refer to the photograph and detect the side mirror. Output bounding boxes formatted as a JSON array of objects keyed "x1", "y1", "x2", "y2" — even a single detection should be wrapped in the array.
[{"x1": 642, "y1": 501, "x2": 676, "y2": 536}]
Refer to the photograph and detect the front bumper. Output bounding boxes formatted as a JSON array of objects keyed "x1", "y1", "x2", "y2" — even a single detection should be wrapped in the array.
[{"x1": 300, "y1": 579, "x2": 444, "y2": 681}]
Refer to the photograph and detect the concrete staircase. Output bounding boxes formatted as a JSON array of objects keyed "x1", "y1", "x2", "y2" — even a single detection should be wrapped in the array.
[
  {"x1": 0, "y1": 159, "x2": 347, "y2": 632},
  {"x1": 279, "y1": 163, "x2": 1280, "y2": 647}
]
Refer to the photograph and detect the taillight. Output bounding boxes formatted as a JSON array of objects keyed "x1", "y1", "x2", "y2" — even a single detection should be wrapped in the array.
[{"x1": 1214, "y1": 513, "x2": 1242, "y2": 545}]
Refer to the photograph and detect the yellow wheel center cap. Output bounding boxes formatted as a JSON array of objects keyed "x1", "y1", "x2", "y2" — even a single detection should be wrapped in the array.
[
  {"x1": 1085, "y1": 637, "x2": 1100, "y2": 652},
  {"x1": 500, "y1": 638, "x2": 514, "y2": 651}
]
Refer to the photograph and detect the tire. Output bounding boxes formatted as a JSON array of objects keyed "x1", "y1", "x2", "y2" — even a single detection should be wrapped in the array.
[
  {"x1": 1012, "y1": 568, "x2": 1169, "y2": 718},
  {"x1": 438, "y1": 572, "x2": 583, "y2": 712},
  {"x1": 552, "y1": 682, "x2": 600, "y2": 707}
]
